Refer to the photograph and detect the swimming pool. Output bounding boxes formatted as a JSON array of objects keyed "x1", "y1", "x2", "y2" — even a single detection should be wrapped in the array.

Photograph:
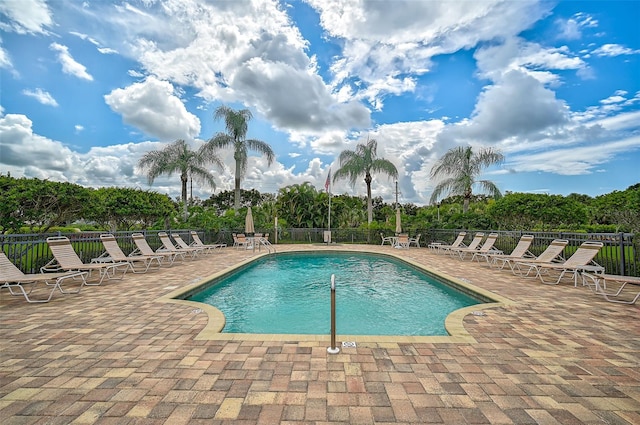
[{"x1": 187, "y1": 252, "x2": 484, "y2": 336}]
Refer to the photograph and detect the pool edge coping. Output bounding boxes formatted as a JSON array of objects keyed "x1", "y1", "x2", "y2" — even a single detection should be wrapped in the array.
[{"x1": 159, "y1": 247, "x2": 516, "y2": 344}]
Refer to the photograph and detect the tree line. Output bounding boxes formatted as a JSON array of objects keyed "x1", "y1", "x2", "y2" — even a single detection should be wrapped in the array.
[{"x1": 1, "y1": 174, "x2": 638, "y2": 235}]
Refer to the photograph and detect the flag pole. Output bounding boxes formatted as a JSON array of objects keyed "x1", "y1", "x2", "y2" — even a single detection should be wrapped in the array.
[
  {"x1": 328, "y1": 189, "x2": 331, "y2": 235},
  {"x1": 325, "y1": 169, "x2": 331, "y2": 244}
]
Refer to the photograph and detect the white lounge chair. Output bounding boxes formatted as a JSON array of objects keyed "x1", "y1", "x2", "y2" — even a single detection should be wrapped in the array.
[
  {"x1": 514, "y1": 241, "x2": 604, "y2": 285},
  {"x1": 43, "y1": 236, "x2": 129, "y2": 285},
  {"x1": 454, "y1": 233, "x2": 501, "y2": 261},
  {"x1": 190, "y1": 231, "x2": 226, "y2": 252},
  {"x1": 173, "y1": 234, "x2": 207, "y2": 255},
  {"x1": 428, "y1": 231, "x2": 467, "y2": 254},
  {"x1": 131, "y1": 233, "x2": 182, "y2": 265},
  {"x1": 158, "y1": 232, "x2": 200, "y2": 259},
  {"x1": 582, "y1": 273, "x2": 640, "y2": 304},
  {"x1": 1, "y1": 252, "x2": 88, "y2": 303},
  {"x1": 476, "y1": 234, "x2": 535, "y2": 268},
  {"x1": 447, "y1": 232, "x2": 484, "y2": 257},
  {"x1": 95, "y1": 234, "x2": 162, "y2": 273},
  {"x1": 506, "y1": 239, "x2": 568, "y2": 273}
]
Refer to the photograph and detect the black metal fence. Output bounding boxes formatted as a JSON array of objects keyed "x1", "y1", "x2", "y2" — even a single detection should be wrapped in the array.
[{"x1": 1, "y1": 228, "x2": 637, "y2": 277}]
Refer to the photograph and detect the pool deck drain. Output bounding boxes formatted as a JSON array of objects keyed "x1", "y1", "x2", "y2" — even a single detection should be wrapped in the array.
[{"x1": 1, "y1": 243, "x2": 639, "y2": 424}]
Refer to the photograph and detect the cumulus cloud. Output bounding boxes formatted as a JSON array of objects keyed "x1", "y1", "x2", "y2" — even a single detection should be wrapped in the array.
[
  {"x1": 308, "y1": 0, "x2": 551, "y2": 108},
  {"x1": 474, "y1": 38, "x2": 588, "y2": 87},
  {"x1": 0, "y1": 113, "x2": 170, "y2": 192},
  {"x1": 439, "y1": 70, "x2": 570, "y2": 147},
  {"x1": 88, "y1": 0, "x2": 371, "y2": 136},
  {"x1": 1, "y1": 0, "x2": 638, "y2": 204},
  {"x1": 104, "y1": 76, "x2": 201, "y2": 141},
  {"x1": 0, "y1": 114, "x2": 80, "y2": 176},
  {"x1": 0, "y1": 0, "x2": 53, "y2": 34},
  {"x1": 22, "y1": 88, "x2": 58, "y2": 106},
  {"x1": 49, "y1": 43, "x2": 94, "y2": 81}
]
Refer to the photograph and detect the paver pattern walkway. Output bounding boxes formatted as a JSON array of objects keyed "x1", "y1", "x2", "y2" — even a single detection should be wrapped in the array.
[{"x1": 1, "y1": 244, "x2": 639, "y2": 424}]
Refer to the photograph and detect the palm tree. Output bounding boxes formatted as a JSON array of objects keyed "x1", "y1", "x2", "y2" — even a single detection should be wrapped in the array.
[
  {"x1": 138, "y1": 139, "x2": 224, "y2": 220},
  {"x1": 429, "y1": 145, "x2": 504, "y2": 213},
  {"x1": 333, "y1": 138, "x2": 398, "y2": 224},
  {"x1": 205, "y1": 106, "x2": 275, "y2": 211}
]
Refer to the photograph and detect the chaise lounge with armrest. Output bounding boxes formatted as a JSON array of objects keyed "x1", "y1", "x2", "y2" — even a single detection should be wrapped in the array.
[
  {"x1": 476, "y1": 234, "x2": 535, "y2": 268},
  {"x1": 582, "y1": 272, "x2": 640, "y2": 304},
  {"x1": 172, "y1": 233, "x2": 208, "y2": 255},
  {"x1": 131, "y1": 233, "x2": 183, "y2": 266},
  {"x1": 190, "y1": 231, "x2": 226, "y2": 252},
  {"x1": 95, "y1": 234, "x2": 163, "y2": 273},
  {"x1": 446, "y1": 232, "x2": 484, "y2": 258},
  {"x1": 513, "y1": 241, "x2": 604, "y2": 285},
  {"x1": 158, "y1": 232, "x2": 200, "y2": 259},
  {"x1": 1, "y1": 252, "x2": 88, "y2": 303},
  {"x1": 428, "y1": 231, "x2": 467, "y2": 254},
  {"x1": 43, "y1": 236, "x2": 129, "y2": 285},
  {"x1": 454, "y1": 233, "x2": 502, "y2": 261},
  {"x1": 505, "y1": 239, "x2": 568, "y2": 274}
]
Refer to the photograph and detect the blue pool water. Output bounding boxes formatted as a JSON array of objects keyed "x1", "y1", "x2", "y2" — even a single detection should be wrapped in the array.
[{"x1": 188, "y1": 252, "x2": 482, "y2": 336}]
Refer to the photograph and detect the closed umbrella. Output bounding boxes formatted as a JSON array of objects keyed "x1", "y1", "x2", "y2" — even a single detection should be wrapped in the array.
[
  {"x1": 395, "y1": 207, "x2": 402, "y2": 235},
  {"x1": 245, "y1": 207, "x2": 255, "y2": 235}
]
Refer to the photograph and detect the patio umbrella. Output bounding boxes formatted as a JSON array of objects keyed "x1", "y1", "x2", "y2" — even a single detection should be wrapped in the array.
[
  {"x1": 245, "y1": 207, "x2": 255, "y2": 234},
  {"x1": 395, "y1": 207, "x2": 402, "y2": 234}
]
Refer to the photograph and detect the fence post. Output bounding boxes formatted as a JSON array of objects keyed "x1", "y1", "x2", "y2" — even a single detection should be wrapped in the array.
[{"x1": 619, "y1": 232, "x2": 626, "y2": 276}]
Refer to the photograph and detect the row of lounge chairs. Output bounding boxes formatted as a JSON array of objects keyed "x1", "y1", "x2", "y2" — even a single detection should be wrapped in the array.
[
  {"x1": 1, "y1": 231, "x2": 226, "y2": 303},
  {"x1": 429, "y1": 231, "x2": 638, "y2": 304}
]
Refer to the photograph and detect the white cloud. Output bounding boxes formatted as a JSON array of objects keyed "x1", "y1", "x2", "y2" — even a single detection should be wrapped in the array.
[
  {"x1": 592, "y1": 44, "x2": 640, "y2": 57},
  {"x1": 506, "y1": 135, "x2": 640, "y2": 175},
  {"x1": 308, "y1": 0, "x2": 552, "y2": 108},
  {"x1": 49, "y1": 42, "x2": 94, "y2": 81},
  {"x1": 104, "y1": 76, "x2": 201, "y2": 141},
  {"x1": 0, "y1": 0, "x2": 53, "y2": 34},
  {"x1": 85, "y1": 0, "x2": 370, "y2": 136},
  {"x1": 22, "y1": 88, "x2": 58, "y2": 106},
  {"x1": 439, "y1": 70, "x2": 570, "y2": 146},
  {"x1": 1, "y1": 0, "x2": 638, "y2": 204},
  {"x1": 474, "y1": 38, "x2": 587, "y2": 85},
  {"x1": 0, "y1": 114, "x2": 80, "y2": 178},
  {"x1": 555, "y1": 13, "x2": 598, "y2": 40},
  {"x1": 0, "y1": 40, "x2": 13, "y2": 70},
  {"x1": 70, "y1": 30, "x2": 119, "y2": 54}
]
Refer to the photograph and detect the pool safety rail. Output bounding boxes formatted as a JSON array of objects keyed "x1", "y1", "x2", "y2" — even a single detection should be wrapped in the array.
[
  {"x1": 327, "y1": 274, "x2": 340, "y2": 354},
  {"x1": 258, "y1": 236, "x2": 275, "y2": 253}
]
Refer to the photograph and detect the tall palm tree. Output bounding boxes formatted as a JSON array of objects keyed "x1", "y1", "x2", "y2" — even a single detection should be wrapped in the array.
[
  {"x1": 333, "y1": 138, "x2": 398, "y2": 224},
  {"x1": 429, "y1": 145, "x2": 504, "y2": 213},
  {"x1": 138, "y1": 139, "x2": 224, "y2": 220},
  {"x1": 205, "y1": 106, "x2": 275, "y2": 211}
]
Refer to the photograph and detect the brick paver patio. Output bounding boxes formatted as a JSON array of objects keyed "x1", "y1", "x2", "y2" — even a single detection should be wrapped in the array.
[{"x1": 1, "y1": 244, "x2": 639, "y2": 424}]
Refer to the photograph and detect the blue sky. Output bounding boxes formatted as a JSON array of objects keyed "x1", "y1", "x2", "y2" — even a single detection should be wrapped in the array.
[{"x1": 1, "y1": 0, "x2": 639, "y2": 206}]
